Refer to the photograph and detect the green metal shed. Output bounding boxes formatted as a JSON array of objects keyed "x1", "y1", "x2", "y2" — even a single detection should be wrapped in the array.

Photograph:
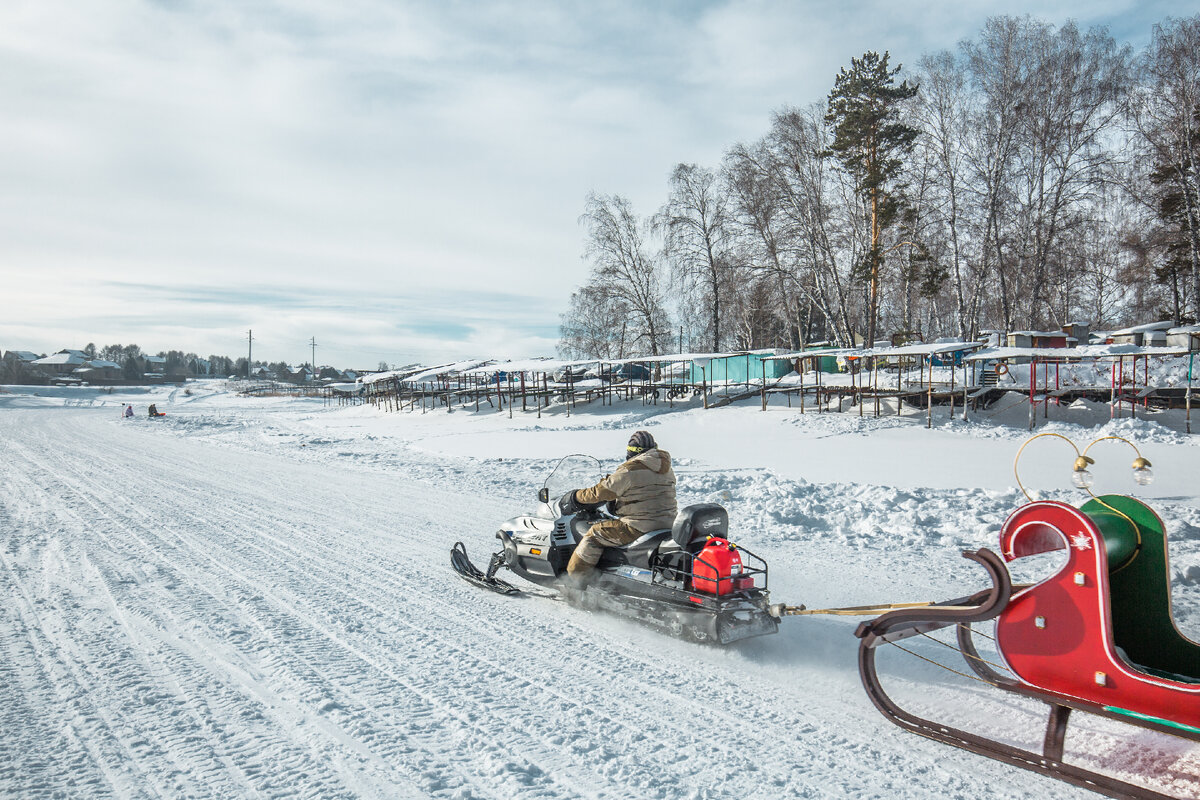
[{"x1": 688, "y1": 351, "x2": 794, "y2": 384}]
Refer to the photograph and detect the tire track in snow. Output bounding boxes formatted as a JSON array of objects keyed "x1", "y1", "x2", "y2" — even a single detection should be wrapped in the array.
[
  {"x1": 0, "y1": 413, "x2": 377, "y2": 799},
  {"x1": 2, "y1": 407, "x2": 1140, "y2": 799},
  {"x1": 3, "y1": 410, "x2": 597, "y2": 799}
]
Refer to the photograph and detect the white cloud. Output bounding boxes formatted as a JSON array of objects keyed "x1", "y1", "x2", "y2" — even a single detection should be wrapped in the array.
[{"x1": 0, "y1": 0, "x2": 1185, "y2": 365}]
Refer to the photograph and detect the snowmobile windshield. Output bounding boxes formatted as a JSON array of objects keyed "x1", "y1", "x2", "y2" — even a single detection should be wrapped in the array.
[{"x1": 543, "y1": 454, "x2": 602, "y2": 501}]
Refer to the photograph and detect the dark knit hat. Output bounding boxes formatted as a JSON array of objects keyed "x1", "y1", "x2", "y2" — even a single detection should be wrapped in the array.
[{"x1": 626, "y1": 430, "x2": 657, "y2": 458}]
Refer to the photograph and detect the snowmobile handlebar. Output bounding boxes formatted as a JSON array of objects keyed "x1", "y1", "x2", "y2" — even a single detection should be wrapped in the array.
[{"x1": 548, "y1": 488, "x2": 605, "y2": 515}]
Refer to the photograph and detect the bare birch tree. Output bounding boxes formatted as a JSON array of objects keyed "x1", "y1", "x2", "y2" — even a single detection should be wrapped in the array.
[
  {"x1": 1012, "y1": 21, "x2": 1130, "y2": 329},
  {"x1": 558, "y1": 285, "x2": 630, "y2": 359},
  {"x1": 657, "y1": 163, "x2": 737, "y2": 351},
  {"x1": 765, "y1": 105, "x2": 863, "y2": 345},
  {"x1": 912, "y1": 49, "x2": 983, "y2": 339},
  {"x1": 724, "y1": 138, "x2": 807, "y2": 347},
  {"x1": 577, "y1": 192, "x2": 671, "y2": 356}
]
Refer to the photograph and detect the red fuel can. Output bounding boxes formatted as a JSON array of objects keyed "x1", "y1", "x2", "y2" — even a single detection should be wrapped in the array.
[{"x1": 692, "y1": 537, "x2": 750, "y2": 595}]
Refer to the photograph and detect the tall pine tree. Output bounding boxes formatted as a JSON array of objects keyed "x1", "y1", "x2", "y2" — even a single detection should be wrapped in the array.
[{"x1": 826, "y1": 51, "x2": 919, "y2": 347}]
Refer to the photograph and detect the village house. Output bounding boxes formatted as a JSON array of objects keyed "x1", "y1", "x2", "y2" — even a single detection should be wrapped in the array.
[
  {"x1": 31, "y1": 350, "x2": 89, "y2": 375},
  {"x1": 3, "y1": 350, "x2": 41, "y2": 365},
  {"x1": 73, "y1": 359, "x2": 123, "y2": 382}
]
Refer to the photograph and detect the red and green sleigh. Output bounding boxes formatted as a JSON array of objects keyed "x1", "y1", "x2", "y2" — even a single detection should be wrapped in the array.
[{"x1": 857, "y1": 437, "x2": 1198, "y2": 800}]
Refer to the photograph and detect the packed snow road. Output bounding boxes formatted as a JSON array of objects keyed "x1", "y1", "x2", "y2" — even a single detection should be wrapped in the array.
[{"x1": 1, "y1": 399, "x2": 1196, "y2": 799}]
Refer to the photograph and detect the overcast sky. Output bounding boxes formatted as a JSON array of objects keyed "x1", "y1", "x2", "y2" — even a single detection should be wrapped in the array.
[{"x1": 1, "y1": 0, "x2": 1193, "y2": 369}]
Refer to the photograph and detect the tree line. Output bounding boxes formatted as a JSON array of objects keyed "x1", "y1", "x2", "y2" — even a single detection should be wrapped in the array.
[
  {"x1": 0, "y1": 341, "x2": 324, "y2": 384},
  {"x1": 559, "y1": 15, "x2": 1200, "y2": 358}
]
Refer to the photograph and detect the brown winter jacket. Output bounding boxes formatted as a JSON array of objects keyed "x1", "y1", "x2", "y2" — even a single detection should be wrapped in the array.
[{"x1": 576, "y1": 448, "x2": 677, "y2": 533}]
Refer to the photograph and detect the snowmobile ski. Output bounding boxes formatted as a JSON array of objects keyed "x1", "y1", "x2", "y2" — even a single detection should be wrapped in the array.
[{"x1": 451, "y1": 541, "x2": 519, "y2": 595}]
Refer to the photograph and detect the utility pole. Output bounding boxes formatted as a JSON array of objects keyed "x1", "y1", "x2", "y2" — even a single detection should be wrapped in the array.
[
  {"x1": 247, "y1": 329, "x2": 254, "y2": 378},
  {"x1": 309, "y1": 336, "x2": 319, "y2": 380}
]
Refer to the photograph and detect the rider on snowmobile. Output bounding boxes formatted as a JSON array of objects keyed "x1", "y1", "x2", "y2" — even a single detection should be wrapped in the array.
[{"x1": 563, "y1": 430, "x2": 677, "y2": 584}]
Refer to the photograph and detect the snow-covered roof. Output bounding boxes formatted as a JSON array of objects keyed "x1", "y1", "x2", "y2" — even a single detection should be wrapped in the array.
[
  {"x1": 143, "y1": 355, "x2": 167, "y2": 364},
  {"x1": 1168, "y1": 325, "x2": 1200, "y2": 334},
  {"x1": 87, "y1": 359, "x2": 121, "y2": 369},
  {"x1": 1108, "y1": 320, "x2": 1176, "y2": 336},
  {"x1": 362, "y1": 360, "x2": 493, "y2": 384},
  {"x1": 877, "y1": 342, "x2": 983, "y2": 358},
  {"x1": 965, "y1": 344, "x2": 1191, "y2": 362},
  {"x1": 456, "y1": 356, "x2": 681, "y2": 376},
  {"x1": 5, "y1": 350, "x2": 40, "y2": 361},
  {"x1": 33, "y1": 352, "x2": 86, "y2": 366},
  {"x1": 761, "y1": 347, "x2": 862, "y2": 361},
  {"x1": 762, "y1": 342, "x2": 983, "y2": 361}
]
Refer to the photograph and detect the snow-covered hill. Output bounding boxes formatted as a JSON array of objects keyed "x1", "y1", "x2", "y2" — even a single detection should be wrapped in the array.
[{"x1": 1, "y1": 383, "x2": 1197, "y2": 799}]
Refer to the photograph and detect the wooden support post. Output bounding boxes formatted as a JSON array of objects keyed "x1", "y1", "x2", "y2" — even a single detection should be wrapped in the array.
[
  {"x1": 857, "y1": 359, "x2": 863, "y2": 417},
  {"x1": 874, "y1": 357, "x2": 880, "y2": 417},
  {"x1": 816, "y1": 363, "x2": 823, "y2": 413},
  {"x1": 799, "y1": 358, "x2": 804, "y2": 413},
  {"x1": 761, "y1": 359, "x2": 767, "y2": 411},
  {"x1": 926, "y1": 356, "x2": 933, "y2": 429},
  {"x1": 949, "y1": 355, "x2": 955, "y2": 421},
  {"x1": 896, "y1": 357, "x2": 902, "y2": 417}
]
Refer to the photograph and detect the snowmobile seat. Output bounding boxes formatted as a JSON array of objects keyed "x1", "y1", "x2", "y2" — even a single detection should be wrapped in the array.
[
  {"x1": 647, "y1": 504, "x2": 731, "y2": 583},
  {"x1": 671, "y1": 504, "x2": 728, "y2": 550},
  {"x1": 596, "y1": 529, "x2": 672, "y2": 571}
]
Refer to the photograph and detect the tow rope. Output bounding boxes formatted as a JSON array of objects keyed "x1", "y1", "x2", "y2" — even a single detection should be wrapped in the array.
[{"x1": 771, "y1": 601, "x2": 966, "y2": 617}]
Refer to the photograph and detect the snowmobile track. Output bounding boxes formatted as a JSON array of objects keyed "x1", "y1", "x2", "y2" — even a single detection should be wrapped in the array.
[{"x1": 0, "y1": 406, "x2": 1162, "y2": 799}]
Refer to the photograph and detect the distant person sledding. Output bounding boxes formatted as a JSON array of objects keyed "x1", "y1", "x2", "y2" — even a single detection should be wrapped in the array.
[
  {"x1": 124, "y1": 404, "x2": 133, "y2": 418},
  {"x1": 148, "y1": 403, "x2": 165, "y2": 418}
]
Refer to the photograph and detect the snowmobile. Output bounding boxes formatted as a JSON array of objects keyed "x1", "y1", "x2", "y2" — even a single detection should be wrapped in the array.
[
  {"x1": 451, "y1": 454, "x2": 780, "y2": 644},
  {"x1": 855, "y1": 493, "x2": 1199, "y2": 800}
]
